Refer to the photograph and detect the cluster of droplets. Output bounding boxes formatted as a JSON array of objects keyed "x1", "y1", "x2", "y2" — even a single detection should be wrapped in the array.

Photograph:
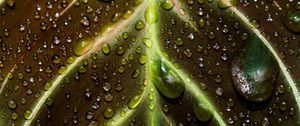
[{"x1": 0, "y1": 0, "x2": 300, "y2": 125}]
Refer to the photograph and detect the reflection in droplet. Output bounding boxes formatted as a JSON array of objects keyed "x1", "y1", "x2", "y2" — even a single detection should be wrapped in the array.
[
  {"x1": 231, "y1": 35, "x2": 278, "y2": 102},
  {"x1": 281, "y1": 11, "x2": 300, "y2": 33},
  {"x1": 127, "y1": 92, "x2": 143, "y2": 109},
  {"x1": 74, "y1": 38, "x2": 94, "y2": 56},
  {"x1": 193, "y1": 102, "x2": 212, "y2": 121},
  {"x1": 151, "y1": 58, "x2": 185, "y2": 99}
]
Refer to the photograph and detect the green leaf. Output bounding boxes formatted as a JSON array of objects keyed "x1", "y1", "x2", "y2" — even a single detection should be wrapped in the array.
[{"x1": 0, "y1": 0, "x2": 299, "y2": 126}]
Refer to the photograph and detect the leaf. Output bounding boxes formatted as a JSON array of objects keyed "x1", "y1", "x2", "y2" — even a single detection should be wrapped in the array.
[{"x1": 0, "y1": 0, "x2": 300, "y2": 126}]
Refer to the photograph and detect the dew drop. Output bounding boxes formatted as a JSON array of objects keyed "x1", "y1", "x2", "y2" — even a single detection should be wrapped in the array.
[
  {"x1": 58, "y1": 65, "x2": 67, "y2": 75},
  {"x1": 193, "y1": 102, "x2": 212, "y2": 121},
  {"x1": 135, "y1": 20, "x2": 145, "y2": 30},
  {"x1": 145, "y1": 7, "x2": 159, "y2": 24},
  {"x1": 101, "y1": 44, "x2": 111, "y2": 55},
  {"x1": 122, "y1": 9, "x2": 134, "y2": 19},
  {"x1": 43, "y1": 82, "x2": 52, "y2": 91},
  {"x1": 218, "y1": 0, "x2": 237, "y2": 9},
  {"x1": 142, "y1": 38, "x2": 152, "y2": 48},
  {"x1": 197, "y1": 0, "x2": 205, "y2": 5},
  {"x1": 11, "y1": 112, "x2": 18, "y2": 120},
  {"x1": 74, "y1": 38, "x2": 94, "y2": 56},
  {"x1": 127, "y1": 92, "x2": 143, "y2": 109},
  {"x1": 151, "y1": 58, "x2": 185, "y2": 99},
  {"x1": 24, "y1": 109, "x2": 32, "y2": 120},
  {"x1": 7, "y1": 100, "x2": 17, "y2": 109},
  {"x1": 281, "y1": 11, "x2": 300, "y2": 33},
  {"x1": 139, "y1": 54, "x2": 148, "y2": 64},
  {"x1": 231, "y1": 35, "x2": 278, "y2": 102},
  {"x1": 161, "y1": 0, "x2": 174, "y2": 10},
  {"x1": 103, "y1": 107, "x2": 115, "y2": 119}
]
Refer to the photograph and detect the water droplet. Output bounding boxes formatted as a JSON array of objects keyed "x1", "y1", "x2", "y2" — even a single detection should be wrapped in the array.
[
  {"x1": 81, "y1": 16, "x2": 90, "y2": 27},
  {"x1": 161, "y1": 0, "x2": 174, "y2": 10},
  {"x1": 277, "y1": 84, "x2": 285, "y2": 94},
  {"x1": 226, "y1": 98, "x2": 235, "y2": 107},
  {"x1": 250, "y1": 19, "x2": 260, "y2": 29},
  {"x1": 127, "y1": 92, "x2": 143, "y2": 109},
  {"x1": 116, "y1": 46, "x2": 125, "y2": 55},
  {"x1": 52, "y1": 55, "x2": 61, "y2": 64},
  {"x1": 193, "y1": 102, "x2": 212, "y2": 121},
  {"x1": 103, "y1": 107, "x2": 115, "y2": 119},
  {"x1": 46, "y1": 97, "x2": 53, "y2": 106},
  {"x1": 281, "y1": 11, "x2": 300, "y2": 33},
  {"x1": 122, "y1": 9, "x2": 134, "y2": 19},
  {"x1": 279, "y1": 101, "x2": 287, "y2": 111},
  {"x1": 208, "y1": 31, "x2": 215, "y2": 40},
  {"x1": 214, "y1": 74, "x2": 223, "y2": 84},
  {"x1": 197, "y1": 0, "x2": 205, "y2": 4},
  {"x1": 7, "y1": 100, "x2": 17, "y2": 109},
  {"x1": 6, "y1": 0, "x2": 15, "y2": 9},
  {"x1": 151, "y1": 59, "x2": 185, "y2": 99},
  {"x1": 20, "y1": 97, "x2": 27, "y2": 105},
  {"x1": 145, "y1": 7, "x2": 159, "y2": 24},
  {"x1": 11, "y1": 112, "x2": 18, "y2": 120},
  {"x1": 74, "y1": 38, "x2": 94, "y2": 56},
  {"x1": 184, "y1": 49, "x2": 192, "y2": 58},
  {"x1": 67, "y1": 56, "x2": 76, "y2": 64},
  {"x1": 148, "y1": 102, "x2": 155, "y2": 110},
  {"x1": 7, "y1": 72, "x2": 13, "y2": 80},
  {"x1": 135, "y1": 20, "x2": 145, "y2": 30},
  {"x1": 139, "y1": 54, "x2": 148, "y2": 64},
  {"x1": 43, "y1": 82, "x2": 52, "y2": 91},
  {"x1": 101, "y1": 44, "x2": 111, "y2": 55},
  {"x1": 142, "y1": 38, "x2": 152, "y2": 48},
  {"x1": 231, "y1": 35, "x2": 278, "y2": 102},
  {"x1": 132, "y1": 69, "x2": 140, "y2": 79},
  {"x1": 175, "y1": 37, "x2": 184, "y2": 46},
  {"x1": 218, "y1": 0, "x2": 237, "y2": 9},
  {"x1": 24, "y1": 109, "x2": 32, "y2": 120},
  {"x1": 78, "y1": 65, "x2": 87, "y2": 73},
  {"x1": 112, "y1": 13, "x2": 122, "y2": 23},
  {"x1": 58, "y1": 65, "x2": 67, "y2": 75}
]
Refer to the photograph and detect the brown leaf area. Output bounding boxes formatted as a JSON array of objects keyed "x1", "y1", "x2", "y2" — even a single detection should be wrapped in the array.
[{"x1": 0, "y1": 0, "x2": 299, "y2": 126}]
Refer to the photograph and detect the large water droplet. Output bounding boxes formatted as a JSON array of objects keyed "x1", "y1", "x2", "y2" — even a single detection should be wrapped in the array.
[
  {"x1": 150, "y1": 58, "x2": 185, "y2": 99},
  {"x1": 231, "y1": 35, "x2": 278, "y2": 102},
  {"x1": 281, "y1": 11, "x2": 300, "y2": 33},
  {"x1": 145, "y1": 7, "x2": 159, "y2": 24},
  {"x1": 74, "y1": 38, "x2": 94, "y2": 56}
]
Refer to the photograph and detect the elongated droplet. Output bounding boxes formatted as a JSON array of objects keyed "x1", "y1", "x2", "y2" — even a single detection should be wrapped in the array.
[
  {"x1": 127, "y1": 91, "x2": 143, "y2": 109},
  {"x1": 231, "y1": 35, "x2": 278, "y2": 102},
  {"x1": 193, "y1": 102, "x2": 212, "y2": 121},
  {"x1": 151, "y1": 58, "x2": 185, "y2": 99},
  {"x1": 74, "y1": 38, "x2": 94, "y2": 56},
  {"x1": 102, "y1": 44, "x2": 111, "y2": 55},
  {"x1": 145, "y1": 7, "x2": 159, "y2": 24},
  {"x1": 281, "y1": 11, "x2": 300, "y2": 33}
]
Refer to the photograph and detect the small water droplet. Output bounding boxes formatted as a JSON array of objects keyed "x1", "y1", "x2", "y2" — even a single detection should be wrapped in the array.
[{"x1": 104, "y1": 107, "x2": 115, "y2": 119}]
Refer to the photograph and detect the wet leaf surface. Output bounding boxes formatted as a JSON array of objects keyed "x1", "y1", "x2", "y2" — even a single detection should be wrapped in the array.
[{"x1": 0, "y1": 0, "x2": 299, "y2": 126}]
